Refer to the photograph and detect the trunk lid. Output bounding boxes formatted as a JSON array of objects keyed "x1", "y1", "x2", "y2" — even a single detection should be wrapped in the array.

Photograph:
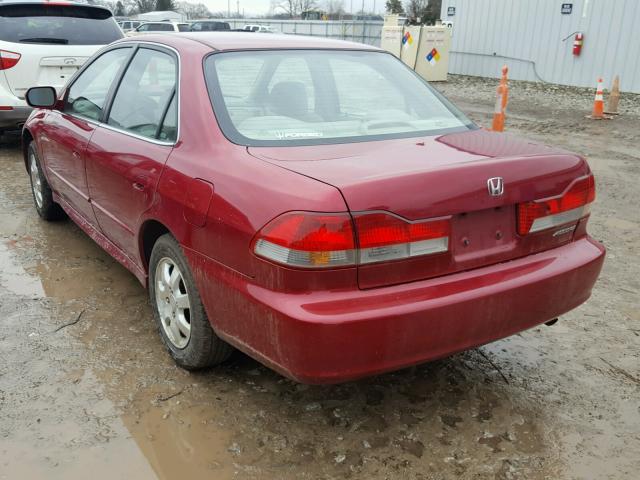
[{"x1": 249, "y1": 129, "x2": 591, "y2": 288}]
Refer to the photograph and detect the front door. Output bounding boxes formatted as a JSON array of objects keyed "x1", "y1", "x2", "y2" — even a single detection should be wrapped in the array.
[
  {"x1": 86, "y1": 46, "x2": 178, "y2": 261},
  {"x1": 43, "y1": 47, "x2": 133, "y2": 222}
]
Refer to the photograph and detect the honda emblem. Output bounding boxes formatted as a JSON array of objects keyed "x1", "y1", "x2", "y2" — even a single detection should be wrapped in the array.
[{"x1": 487, "y1": 177, "x2": 504, "y2": 196}]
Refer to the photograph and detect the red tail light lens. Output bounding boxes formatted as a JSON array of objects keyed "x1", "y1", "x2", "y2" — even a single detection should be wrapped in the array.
[
  {"x1": 253, "y1": 212, "x2": 356, "y2": 268},
  {"x1": 354, "y1": 212, "x2": 450, "y2": 264},
  {"x1": 253, "y1": 211, "x2": 450, "y2": 269},
  {"x1": 518, "y1": 175, "x2": 595, "y2": 235},
  {"x1": 0, "y1": 50, "x2": 21, "y2": 70}
]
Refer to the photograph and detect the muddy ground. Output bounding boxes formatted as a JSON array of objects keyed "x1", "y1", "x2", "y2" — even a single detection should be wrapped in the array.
[{"x1": 1, "y1": 76, "x2": 638, "y2": 480}]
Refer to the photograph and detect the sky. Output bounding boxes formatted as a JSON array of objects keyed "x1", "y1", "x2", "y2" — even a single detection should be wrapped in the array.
[{"x1": 198, "y1": 0, "x2": 385, "y2": 17}]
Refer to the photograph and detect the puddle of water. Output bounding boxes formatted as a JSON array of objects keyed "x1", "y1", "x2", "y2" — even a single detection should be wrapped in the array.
[
  {"x1": 0, "y1": 240, "x2": 44, "y2": 297},
  {"x1": 0, "y1": 436, "x2": 158, "y2": 480},
  {"x1": 122, "y1": 404, "x2": 236, "y2": 480}
]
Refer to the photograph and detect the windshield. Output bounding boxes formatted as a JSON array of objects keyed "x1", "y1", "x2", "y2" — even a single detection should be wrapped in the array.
[
  {"x1": 0, "y1": 4, "x2": 123, "y2": 45},
  {"x1": 204, "y1": 50, "x2": 474, "y2": 146}
]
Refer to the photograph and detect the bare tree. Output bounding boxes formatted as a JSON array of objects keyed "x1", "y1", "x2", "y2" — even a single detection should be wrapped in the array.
[
  {"x1": 178, "y1": 1, "x2": 212, "y2": 19},
  {"x1": 271, "y1": 0, "x2": 297, "y2": 18},
  {"x1": 298, "y1": 0, "x2": 318, "y2": 14},
  {"x1": 271, "y1": 0, "x2": 318, "y2": 18},
  {"x1": 136, "y1": 0, "x2": 155, "y2": 14}
]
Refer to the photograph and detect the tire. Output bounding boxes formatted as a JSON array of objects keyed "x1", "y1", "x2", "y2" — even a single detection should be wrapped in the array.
[
  {"x1": 27, "y1": 141, "x2": 66, "y2": 221},
  {"x1": 149, "y1": 234, "x2": 233, "y2": 369}
]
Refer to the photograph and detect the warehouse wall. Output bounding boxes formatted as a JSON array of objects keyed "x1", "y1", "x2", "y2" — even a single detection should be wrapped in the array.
[{"x1": 440, "y1": 0, "x2": 640, "y2": 93}]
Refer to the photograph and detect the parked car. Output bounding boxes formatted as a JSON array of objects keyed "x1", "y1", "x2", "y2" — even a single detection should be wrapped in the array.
[
  {"x1": 190, "y1": 20, "x2": 230, "y2": 31},
  {"x1": 0, "y1": 0, "x2": 123, "y2": 133},
  {"x1": 117, "y1": 20, "x2": 142, "y2": 32},
  {"x1": 127, "y1": 21, "x2": 190, "y2": 36},
  {"x1": 242, "y1": 24, "x2": 277, "y2": 33},
  {"x1": 22, "y1": 33, "x2": 605, "y2": 384}
]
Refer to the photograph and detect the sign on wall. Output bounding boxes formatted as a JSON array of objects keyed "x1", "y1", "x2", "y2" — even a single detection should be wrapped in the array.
[{"x1": 561, "y1": 3, "x2": 573, "y2": 14}]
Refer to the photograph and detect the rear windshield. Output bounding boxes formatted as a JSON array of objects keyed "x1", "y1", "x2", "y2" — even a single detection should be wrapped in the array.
[
  {"x1": 204, "y1": 50, "x2": 474, "y2": 147},
  {"x1": 0, "y1": 4, "x2": 123, "y2": 45},
  {"x1": 192, "y1": 21, "x2": 230, "y2": 31}
]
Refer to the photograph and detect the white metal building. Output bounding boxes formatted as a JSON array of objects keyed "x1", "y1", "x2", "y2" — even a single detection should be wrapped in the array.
[
  {"x1": 440, "y1": 0, "x2": 640, "y2": 93},
  {"x1": 135, "y1": 10, "x2": 184, "y2": 22}
]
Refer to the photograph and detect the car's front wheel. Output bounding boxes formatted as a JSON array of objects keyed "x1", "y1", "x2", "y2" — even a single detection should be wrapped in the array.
[
  {"x1": 27, "y1": 142, "x2": 65, "y2": 221},
  {"x1": 149, "y1": 234, "x2": 233, "y2": 369}
]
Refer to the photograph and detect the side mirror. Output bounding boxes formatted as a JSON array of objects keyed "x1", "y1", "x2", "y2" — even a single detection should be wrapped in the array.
[{"x1": 26, "y1": 87, "x2": 57, "y2": 108}]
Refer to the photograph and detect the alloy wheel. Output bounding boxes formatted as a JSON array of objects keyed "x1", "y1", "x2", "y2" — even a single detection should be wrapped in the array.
[
  {"x1": 154, "y1": 257, "x2": 192, "y2": 349},
  {"x1": 29, "y1": 153, "x2": 43, "y2": 209}
]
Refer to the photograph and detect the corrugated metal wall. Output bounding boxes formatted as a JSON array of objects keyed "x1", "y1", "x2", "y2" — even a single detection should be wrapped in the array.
[{"x1": 440, "y1": 0, "x2": 640, "y2": 93}]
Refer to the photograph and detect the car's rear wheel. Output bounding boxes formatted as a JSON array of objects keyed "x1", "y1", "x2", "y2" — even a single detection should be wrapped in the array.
[
  {"x1": 27, "y1": 142, "x2": 65, "y2": 221},
  {"x1": 149, "y1": 234, "x2": 233, "y2": 369}
]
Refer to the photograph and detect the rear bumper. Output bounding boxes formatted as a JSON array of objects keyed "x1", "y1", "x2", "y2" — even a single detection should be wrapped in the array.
[
  {"x1": 0, "y1": 106, "x2": 32, "y2": 131},
  {"x1": 192, "y1": 236, "x2": 605, "y2": 384}
]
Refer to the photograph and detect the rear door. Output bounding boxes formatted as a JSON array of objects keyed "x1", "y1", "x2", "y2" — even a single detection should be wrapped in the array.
[
  {"x1": 86, "y1": 46, "x2": 178, "y2": 260},
  {"x1": 43, "y1": 47, "x2": 133, "y2": 223},
  {"x1": 0, "y1": 3, "x2": 123, "y2": 97}
]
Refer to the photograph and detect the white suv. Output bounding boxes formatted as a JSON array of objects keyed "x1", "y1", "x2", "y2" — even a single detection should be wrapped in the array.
[
  {"x1": 0, "y1": 0, "x2": 123, "y2": 132},
  {"x1": 127, "y1": 21, "x2": 191, "y2": 36}
]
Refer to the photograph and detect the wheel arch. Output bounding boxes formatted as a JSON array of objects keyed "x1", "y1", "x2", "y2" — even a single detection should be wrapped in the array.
[
  {"x1": 139, "y1": 219, "x2": 175, "y2": 273},
  {"x1": 22, "y1": 128, "x2": 34, "y2": 171}
]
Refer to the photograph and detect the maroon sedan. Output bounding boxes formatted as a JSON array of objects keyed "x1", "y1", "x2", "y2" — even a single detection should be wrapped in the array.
[{"x1": 22, "y1": 33, "x2": 605, "y2": 383}]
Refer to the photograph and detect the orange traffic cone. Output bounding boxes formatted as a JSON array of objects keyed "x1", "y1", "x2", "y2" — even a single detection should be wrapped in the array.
[
  {"x1": 491, "y1": 65, "x2": 509, "y2": 132},
  {"x1": 605, "y1": 75, "x2": 620, "y2": 115},
  {"x1": 590, "y1": 78, "x2": 608, "y2": 119}
]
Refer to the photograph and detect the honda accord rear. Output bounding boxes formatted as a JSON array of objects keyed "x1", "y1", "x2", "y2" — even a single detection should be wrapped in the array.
[{"x1": 23, "y1": 34, "x2": 605, "y2": 384}]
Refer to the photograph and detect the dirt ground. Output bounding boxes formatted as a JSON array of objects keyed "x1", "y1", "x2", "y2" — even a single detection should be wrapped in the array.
[{"x1": 1, "y1": 75, "x2": 638, "y2": 480}]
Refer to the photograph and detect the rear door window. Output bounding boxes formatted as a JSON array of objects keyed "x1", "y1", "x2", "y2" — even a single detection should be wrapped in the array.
[
  {"x1": 0, "y1": 4, "x2": 123, "y2": 45},
  {"x1": 65, "y1": 48, "x2": 131, "y2": 121},
  {"x1": 146, "y1": 23, "x2": 173, "y2": 32},
  {"x1": 107, "y1": 48, "x2": 177, "y2": 140},
  {"x1": 158, "y1": 94, "x2": 178, "y2": 142},
  {"x1": 177, "y1": 24, "x2": 190, "y2": 32}
]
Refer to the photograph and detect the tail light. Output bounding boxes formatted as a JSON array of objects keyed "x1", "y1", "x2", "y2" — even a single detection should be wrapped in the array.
[
  {"x1": 517, "y1": 175, "x2": 595, "y2": 235},
  {"x1": 354, "y1": 212, "x2": 449, "y2": 264},
  {"x1": 0, "y1": 50, "x2": 21, "y2": 70},
  {"x1": 253, "y1": 212, "x2": 356, "y2": 268},
  {"x1": 253, "y1": 211, "x2": 449, "y2": 269}
]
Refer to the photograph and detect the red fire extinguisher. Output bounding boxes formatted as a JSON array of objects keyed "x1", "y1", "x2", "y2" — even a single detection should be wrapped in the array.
[{"x1": 573, "y1": 33, "x2": 584, "y2": 56}]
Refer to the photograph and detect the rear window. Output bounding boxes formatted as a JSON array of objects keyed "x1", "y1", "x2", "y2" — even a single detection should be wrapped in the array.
[
  {"x1": 0, "y1": 4, "x2": 123, "y2": 45},
  {"x1": 204, "y1": 50, "x2": 474, "y2": 147},
  {"x1": 143, "y1": 23, "x2": 174, "y2": 32},
  {"x1": 191, "y1": 21, "x2": 230, "y2": 31}
]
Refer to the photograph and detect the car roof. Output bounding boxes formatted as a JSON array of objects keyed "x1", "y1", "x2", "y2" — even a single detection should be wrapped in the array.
[
  {"x1": 120, "y1": 32, "x2": 381, "y2": 52},
  {"x1": 0, "y1": 0, "x2": 113, "y2": 14},
  {"x1": 0, "y1": 0, "x2": 109, "y2": 8}
]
